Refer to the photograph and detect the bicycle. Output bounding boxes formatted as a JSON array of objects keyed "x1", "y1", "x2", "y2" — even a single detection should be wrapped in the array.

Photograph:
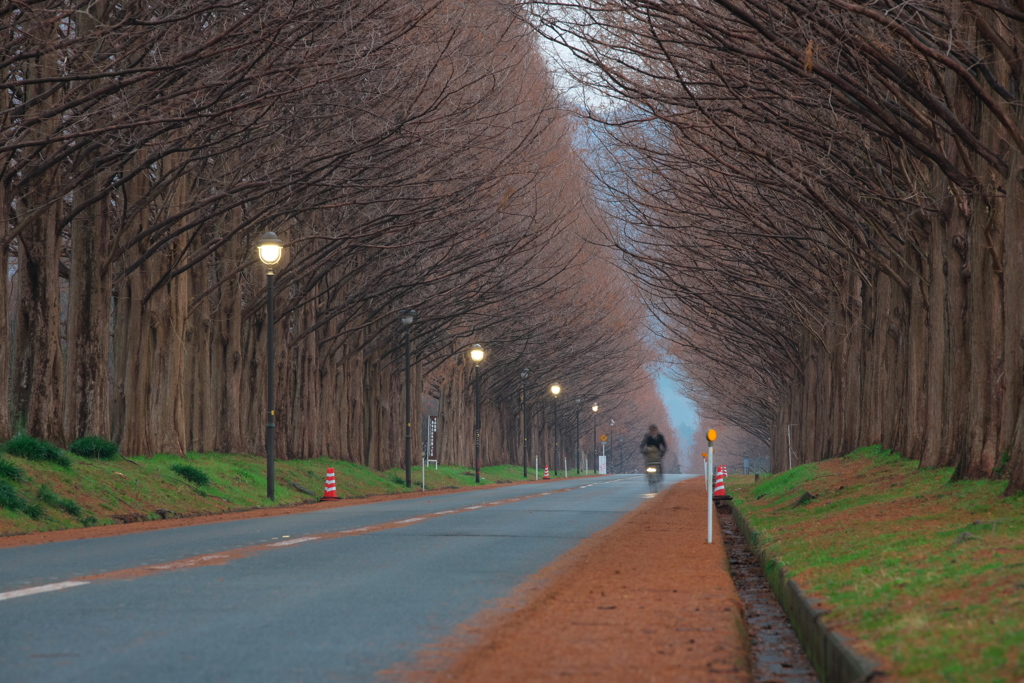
[{"x1": 645, "y1": 460, "x2": 663, "y2": 493}]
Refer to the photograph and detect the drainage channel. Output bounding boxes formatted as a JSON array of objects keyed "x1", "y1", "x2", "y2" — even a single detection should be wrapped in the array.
[{"x1": 718, "y1": 506, "x2": 819, "y2": 682}]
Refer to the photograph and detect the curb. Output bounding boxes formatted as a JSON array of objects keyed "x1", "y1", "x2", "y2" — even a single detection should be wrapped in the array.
[{"x1": 731, "y1": 505, "x2": 886, "y2": 682}]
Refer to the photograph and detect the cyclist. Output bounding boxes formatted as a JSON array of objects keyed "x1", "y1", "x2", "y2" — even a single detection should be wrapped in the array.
[{"x1": 640, "y1": 424, "x2": 667, "y2": 481}]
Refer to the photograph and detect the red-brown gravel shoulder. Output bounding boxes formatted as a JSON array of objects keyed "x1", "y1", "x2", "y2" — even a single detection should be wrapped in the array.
[{"x1": 396, "y1": 477, "x2": 751, "y2": 682}]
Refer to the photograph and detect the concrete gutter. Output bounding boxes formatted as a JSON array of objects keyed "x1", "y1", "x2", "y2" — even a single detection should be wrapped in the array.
[{"x1": 731, "y1": 505, "x2": 886, "y2": 683}]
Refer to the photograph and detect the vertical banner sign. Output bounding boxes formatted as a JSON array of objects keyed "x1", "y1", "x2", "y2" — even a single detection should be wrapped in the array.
[
  {"x1": 428, "y1": 416, "x2": 437, "y2": 461},
  {"x1": 598, "y1": 455, "x2": 607, "y2": 475}
]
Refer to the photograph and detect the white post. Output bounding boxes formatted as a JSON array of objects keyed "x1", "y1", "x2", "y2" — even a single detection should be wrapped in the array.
[
  {"x1": 707, "y1": 444, "x2": 714, "y2": 544},
  {"x1": 787, "y1": 424, "x2": 796, "y2": 470},
  {"x1": 703, "y1": 455, "x2": 708, "y2": 491},
  {"x1": 422, "y1": 457, "x2": 425, "y2": 491},
  {"x1": 535, "y1": 456, "x2": 539, "y2": 480}
]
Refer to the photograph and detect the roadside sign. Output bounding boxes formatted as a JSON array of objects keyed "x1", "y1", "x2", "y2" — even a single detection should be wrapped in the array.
[{"x1": 600, "y1": 434, "x2": 608, "y2": 442}]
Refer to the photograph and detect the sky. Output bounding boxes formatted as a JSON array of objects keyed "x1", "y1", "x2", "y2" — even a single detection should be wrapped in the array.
[
  {"x1": 656, "y1": 373, "x2": 699, "y2": 452},
  {"x1": 532, "y1": 25, "x2": 702, "y2": 460}
]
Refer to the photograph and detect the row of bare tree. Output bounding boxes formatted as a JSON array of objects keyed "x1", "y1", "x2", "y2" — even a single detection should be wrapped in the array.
[
  {"x1": 529, "y1": 0, "x2": 1024, "y2": 493},
  {"x1": 2, "y1": 0, "x2": 671, "y2": 470}
]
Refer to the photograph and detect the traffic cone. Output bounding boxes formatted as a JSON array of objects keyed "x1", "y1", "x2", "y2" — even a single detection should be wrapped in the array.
[
  {"x1": 713, "y1": 466, "x2": 731, "y2": 501},
  {"x1": 320, "y1": 467, "x2": 340, "y2": 501},
  {"x1": 543, "y1": 466, "x2": 550, "y2": 480}
]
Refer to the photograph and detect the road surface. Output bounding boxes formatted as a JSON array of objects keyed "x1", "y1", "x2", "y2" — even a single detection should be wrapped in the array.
[{"x1": 1, "y1": 474, "x2": 692, "y2": 682}]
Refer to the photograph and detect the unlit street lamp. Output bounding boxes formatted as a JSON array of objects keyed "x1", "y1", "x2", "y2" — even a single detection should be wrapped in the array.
[
  {"x1": 401, "y1": 310, "x2": 417, "y2": 488},
  {"x1": 521, "y1": 368, "x2": 530, "y2": 479},
  {"x1": 257, "y1": 231, "x2": 284, "y2": 501}
]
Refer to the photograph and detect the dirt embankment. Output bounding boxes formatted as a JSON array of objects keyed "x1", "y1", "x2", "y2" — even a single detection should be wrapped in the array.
[{"x1": 396, "y1": 478, "x2": 751, "y2": 682}]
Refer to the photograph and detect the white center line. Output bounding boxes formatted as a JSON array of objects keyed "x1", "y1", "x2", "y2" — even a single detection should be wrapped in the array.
[
  {"x1": 0, "y1": 581, "x2": 90, "y2": 602},
  {"x1": 269, "y1": 536, "x2": 319, "y2": 546}
]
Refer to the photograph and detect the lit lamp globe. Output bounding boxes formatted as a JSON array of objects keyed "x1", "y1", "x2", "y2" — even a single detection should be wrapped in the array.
[
  {"x1": 469, "y1": 344, "x2": 485, "y2": 365},
  {"x1": 550, "y1": 383, "x2": 561, "y2": 396},
  {"x1": 591, "y1": 403, "x2": 598, "y2": 413},
  {"x1": 707, "y1": 429, "x2": 717, "y2": 443},
  {"x1": 257, "y1": 232, "x2": 284, "y2": 267}
]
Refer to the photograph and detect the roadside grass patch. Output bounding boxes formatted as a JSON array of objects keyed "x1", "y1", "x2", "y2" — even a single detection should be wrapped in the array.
[
  {"x1": 36, "y1": 484, "x2": 83, "y2": 518},
  {"x1": 1, "y1": 452, "x2": 602, "y2": 538},
  {"x1": 0, "y1": 457, "x2": 26, "y2": 482},
  {"x1": 2, "y1": 433, "x2": 71, "y2": 468},
  {"x1": 732, "y1": 445, "x2": 1024, "y2": 681},
  {"x1": 0, "y1": 479, "x2": 45, "y2": 519},
  {"x1": 170, "y1": 463, "x2": 210, "y2": 487},
  {"x1": 69, "y1": 436, "x2": 119, "y2": 460}
]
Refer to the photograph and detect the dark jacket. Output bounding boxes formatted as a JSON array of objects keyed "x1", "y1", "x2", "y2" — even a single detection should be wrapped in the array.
[{"x1": 641, "y1": 433, "x2": 666, "y2": 454}]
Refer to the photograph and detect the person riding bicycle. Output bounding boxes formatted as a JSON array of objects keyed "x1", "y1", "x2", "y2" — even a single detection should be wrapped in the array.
[{"x1": 640, "y1": 424, "x2": 667, "y2": 477}]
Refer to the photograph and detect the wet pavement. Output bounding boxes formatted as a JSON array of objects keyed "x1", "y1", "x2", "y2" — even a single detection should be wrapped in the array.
[{"x1": 718, "y1": 506, "x2": 820, "y2": 683}]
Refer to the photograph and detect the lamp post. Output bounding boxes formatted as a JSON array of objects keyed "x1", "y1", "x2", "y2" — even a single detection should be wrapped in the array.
[
  {"x1": 575, "y1": 398, "x2": 581, "y2": 474},
  {"x1": 591, "y1": 403, "x2": 599, "y2": 473},
  {"x1": 401, "y1": 310, "x2": 417, "y2": 488},
  {"x1": 521, "y1": 368, "x2": 530, "y2": 479},
  {"x1": 470, "y1": 344, "x2": 485, "y2": 483},
  {"x1": 257, "y1": 231, "x2": 284, "y2": 501},
  {"x1": 550, "y1": 383, "x2": 561, "y2": 476},
  {"x1": 609, "y1": 418, "x2": 615, "y2": 474}
]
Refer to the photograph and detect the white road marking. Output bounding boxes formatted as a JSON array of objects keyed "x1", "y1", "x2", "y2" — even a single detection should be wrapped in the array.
[
  {"x1": 151, "y1": 554, "x2": 228, "y2": 570},
  {"x1": 269, "y1": 536, "x2": 318, "y2": 546},
  {"x1": 396, "y1": 517, "x2": 425, "y2": 524},
  {"x1": 0, "y1": 581, "x2": 90, "y2": 602}
]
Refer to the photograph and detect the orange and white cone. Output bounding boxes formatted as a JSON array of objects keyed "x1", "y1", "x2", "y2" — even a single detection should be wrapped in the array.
[
  {"x1": 712, "y1": 466, "x2": 731, "y2": 501},
  {"x1": 543, "y1": 466, "x2": 550, "y2": 480},
  {"x1": 321, "y1": 467, "x2": 339, "y2": 501}
]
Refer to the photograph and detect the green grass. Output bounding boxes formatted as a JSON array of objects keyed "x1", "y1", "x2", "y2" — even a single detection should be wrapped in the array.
[
  {"x1": 0, "y1": 479, "x2": 45, "y2": 519},
  {"x1": 0, "y1": 456, "x2": 26, "y2": 482},
  {"x1": 170, "y1": 463, "x2": 211, "y2": 487},
  {"x1": 733, "y1": 445, "x2": 1024, "y2": 681},
  {"x1": 68, "y1": 435, "x2": 119, "y2": 460},
  {"x1": 36, "y1": 484, "x2": 83, "y2": 518},
  {"x1": 0, "y1": 452, "x2": 586, "y2": 536},
  {"x1": 2, "y1": 433, "x2": 71, "y2": 468}
]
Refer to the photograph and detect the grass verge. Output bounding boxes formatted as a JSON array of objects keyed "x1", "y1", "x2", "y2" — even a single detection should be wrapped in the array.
[
  {"x1": 0, "y1": 450, "x2": 590, "y2": 536},
  {"x1": 731, "y1": 446, "x2": 1024, "y2": 682}
]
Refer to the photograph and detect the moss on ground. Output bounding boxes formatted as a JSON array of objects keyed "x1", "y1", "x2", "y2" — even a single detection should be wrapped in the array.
[{"x1": 732, "y1": 445, "x2": 1024, "y2": 681}]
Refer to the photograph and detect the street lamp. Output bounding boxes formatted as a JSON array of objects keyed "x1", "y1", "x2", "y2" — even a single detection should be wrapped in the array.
[
  {"x1": 520, "y1": 368, "x2": 530, "y2": 479},
  {"x1": 609, "y1": 418, "x2": 615, "y2": 474},
  {"x1": 470, "y1": 344, "x2": 485, "y2": 483},
  {"x1": 257, "y1": 231, "x2": 284, "y2": 501},
  {"x1": 550, "y1": 383, "x2": 561, "y2": 476},
  {"x1": 401, "y1": 310, "x2": 417, "y2": 488},
  {"x1": 591, "y1": 403, "x2": 599, "y2": 474},
  {"x1": 575, "y1": 398, "x2": 581, "y2": 475}
]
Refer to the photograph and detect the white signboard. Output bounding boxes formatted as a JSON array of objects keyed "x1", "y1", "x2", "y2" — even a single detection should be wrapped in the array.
[{"x1": 598, "y1": 455, "x2": 607, "y2": 475}]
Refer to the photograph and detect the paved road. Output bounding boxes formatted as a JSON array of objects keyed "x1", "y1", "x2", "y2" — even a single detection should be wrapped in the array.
[{"x1": 1, "y1": 474, "x2": 692, "y2": 682}]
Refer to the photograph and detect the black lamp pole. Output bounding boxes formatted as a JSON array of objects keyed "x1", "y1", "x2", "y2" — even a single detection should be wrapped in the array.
[
  {"x1": 257, "y1": 231, "x2": 283, "y2": 502},
  {"x1": 266, "y1": 271, "x2": 275, "y2": 501},
  {"x1": 470, "y1": 344, "x2": 485, "y2": 484},
  {"x1": 575, "y1": 399, "x2": 581, "y2": 474},
  {"x1": 402, "y1": 310, "x2": 416, "y2": 488},
  {"x1": 609, "y1": 419, "x2": 614, "y2": 474},
  {"x1": 592, "y1": 408, "x2": 598, "y2": 474},
  {"x1": 553, "y1": 395, "x2": 559, "y2": 476},
  {"x1": 521, "y1": 369, "x2": 529, "y2": 479},
  {"x1": 474, "y1": 362, "x2": 481, "y2": 483}
]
